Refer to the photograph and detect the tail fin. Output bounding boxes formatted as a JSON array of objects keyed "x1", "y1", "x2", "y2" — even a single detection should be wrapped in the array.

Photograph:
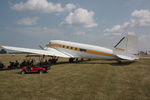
[{"x1": 114, "y1": 34, "x2": 138, "y2": 54}]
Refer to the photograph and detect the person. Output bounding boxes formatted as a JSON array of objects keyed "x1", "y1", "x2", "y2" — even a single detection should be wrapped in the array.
[
  {"x1": 44, "y1": 60, "x2": 48, "y2": 65},
  {"x1": 30, "y1": 59, "x2": 34, "y2": 66},
  {"x1": 8, "y1": 61, "x2": 14, "y2": 69},
  {"x1": 14, "y1": 60, "x2": 19, "y2": 69},
  {"x1": 27, "y1": 60, "x2": 30, "y2": 66},
  {"x1": 0, "y1": 61, "x2": 4, "y2": 69},
  {"x1": 48, "y1": 58, "x2": 52, "y2": 64},
  {"x1": 26, "y1": 65, "x2": 31, "y2": 72},
  {"x1": 40, "y1": 60, "x2": 44, "y2": 66},
  {"x1": 20, "y1": 60, "x2": 26, "y2": 68}
]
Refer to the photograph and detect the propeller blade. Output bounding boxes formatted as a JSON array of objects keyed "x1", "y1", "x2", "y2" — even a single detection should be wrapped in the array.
[{"x1": 39, "y1": 45, "x2": 44, "y2": 50}]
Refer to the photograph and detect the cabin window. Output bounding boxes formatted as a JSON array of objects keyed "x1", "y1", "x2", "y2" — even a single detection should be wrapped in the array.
[
  {"x1": 66, "y1": 46, "x2": 69, "y2": 49},
  {"x1": 80, "y1": 48, "x2": 86, "y2": 52}
]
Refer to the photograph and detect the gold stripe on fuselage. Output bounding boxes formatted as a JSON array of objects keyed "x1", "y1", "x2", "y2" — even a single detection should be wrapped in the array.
[
  {"x1": 77, "y1": 48, "x2": 80, "y2": 51},
  {"x1": 72, "y1": 47, "x2": 75, "y2": 50},
  {"x1": 86, "y1": 50, "x2": 114, "y2": 57},
  {"x1": 68, "y1": 46, "x2": 71, "y2": 49},
  {"x1": 46, "y1": 44, "x2": 115, "y2": 57}
]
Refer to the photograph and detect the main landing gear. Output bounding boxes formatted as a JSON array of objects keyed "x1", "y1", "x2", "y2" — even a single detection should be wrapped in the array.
[
  {"x1": 69, "y1": 58, "x2": 83, "y2": 63},
  {"x1": 118, "y1": 60, "x2": 122, "y2": 63},
  {"x1": 69, "y1": 58, "x2": 75, "y2": 63},
  {"x1": 48, "y1": 57, "x2": 58, "y2": 64}
]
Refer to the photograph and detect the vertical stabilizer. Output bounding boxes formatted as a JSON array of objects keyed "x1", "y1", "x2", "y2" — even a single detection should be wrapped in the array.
[{"x1": 114, "y1": 34, "x2": 138, "y2": 54}]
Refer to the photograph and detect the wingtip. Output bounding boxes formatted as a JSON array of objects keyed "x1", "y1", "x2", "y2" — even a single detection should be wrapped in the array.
[{"x1": 0, "y1": 45, "x2": 4, "y2": 48}]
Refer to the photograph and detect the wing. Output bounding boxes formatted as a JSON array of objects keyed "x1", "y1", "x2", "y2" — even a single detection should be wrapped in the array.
[{"x1": 0, "y1": 45, "x2": 70, "y2": 58}]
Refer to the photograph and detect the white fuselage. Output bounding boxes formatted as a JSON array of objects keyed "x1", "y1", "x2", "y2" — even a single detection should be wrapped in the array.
[{"x1": 46, "y1": 40, "x2": 117, "y2": 60}]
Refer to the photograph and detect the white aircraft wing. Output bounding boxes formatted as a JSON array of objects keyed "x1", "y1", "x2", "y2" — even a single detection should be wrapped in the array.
[{"x1": 0, "y1": 45, "x2": 70, "y2": 58}]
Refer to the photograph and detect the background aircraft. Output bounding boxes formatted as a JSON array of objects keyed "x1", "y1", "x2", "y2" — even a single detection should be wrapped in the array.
[{"x1": 0, "y1": 34, "x2": 138, "y2": 62}]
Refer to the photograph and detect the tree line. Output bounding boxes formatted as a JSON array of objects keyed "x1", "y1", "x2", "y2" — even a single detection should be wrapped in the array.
[{"x1": 0, "y1": 49, "x2": 7, "y2": 54}]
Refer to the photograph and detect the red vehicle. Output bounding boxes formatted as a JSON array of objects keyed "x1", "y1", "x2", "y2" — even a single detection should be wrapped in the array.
[{"x1": 21, "y1": 66, "x2": 48, "y2": 74}]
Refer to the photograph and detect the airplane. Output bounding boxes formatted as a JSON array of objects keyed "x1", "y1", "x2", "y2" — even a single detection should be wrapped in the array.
[{"x1": 0, "y1": 34, "x2": 139, "y2": 63}]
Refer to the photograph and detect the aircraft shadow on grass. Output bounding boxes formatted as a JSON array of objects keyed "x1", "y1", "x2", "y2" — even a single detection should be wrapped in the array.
[{"x1": 55, "y1": 60, "x2": 136, "y2": 66}]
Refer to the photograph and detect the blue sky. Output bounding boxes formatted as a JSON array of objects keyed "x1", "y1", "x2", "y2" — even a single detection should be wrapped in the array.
[{"x1": 0, "y1": 0, "x2": 150, "y2": 51}]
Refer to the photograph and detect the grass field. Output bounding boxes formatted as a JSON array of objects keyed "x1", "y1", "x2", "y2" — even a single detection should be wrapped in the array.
[{"x1": 0, "y1": 54, "x2": 150, "y2": 100}]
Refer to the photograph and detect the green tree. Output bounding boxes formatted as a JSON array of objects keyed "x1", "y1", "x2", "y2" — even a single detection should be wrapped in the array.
[{"x1": 0, "y1": 49, "x2": 7, "y2": 54}]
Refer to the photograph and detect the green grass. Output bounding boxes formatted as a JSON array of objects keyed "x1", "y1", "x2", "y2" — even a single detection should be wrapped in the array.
[{"x1": 0, "y1": 54, "x2": 150, "y2": 100}]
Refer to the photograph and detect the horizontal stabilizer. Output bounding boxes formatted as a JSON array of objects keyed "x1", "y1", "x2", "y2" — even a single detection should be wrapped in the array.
[
  {"x1": 114, "y1": 50, "x2": 139, "y2": 60},
  {"x1": 116, "y1": 54, "x2": 139, "y2": 60}
]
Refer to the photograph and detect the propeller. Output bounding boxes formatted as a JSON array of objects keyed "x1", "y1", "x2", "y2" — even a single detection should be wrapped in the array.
[{"x1": 39, "y1": 45, "x2": 44, "y2": 50}]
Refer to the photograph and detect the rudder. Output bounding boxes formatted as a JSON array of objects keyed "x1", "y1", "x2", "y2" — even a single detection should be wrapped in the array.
[{"x1": 114, "y1": 34, "x2": 138, "y2": 55}]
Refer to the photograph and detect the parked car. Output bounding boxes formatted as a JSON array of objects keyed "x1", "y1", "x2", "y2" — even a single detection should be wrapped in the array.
[
  {"x1": 21, "y1": 65, "x2": 49, "y2": 74},
  {"x1": 0, "y1": 61, "x2": 4, "y2": 70}
]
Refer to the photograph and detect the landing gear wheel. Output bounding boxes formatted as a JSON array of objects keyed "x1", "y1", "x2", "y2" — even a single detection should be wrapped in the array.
[
  {"x1": 69, "y1": 58, "x2": 75, "y2": 63},
  {"x1": 118, "y1": 60, "x2": 122, "y2": 63},
  {"x1": 21, "y1": 70, "x2": 26, "y2": 74}
]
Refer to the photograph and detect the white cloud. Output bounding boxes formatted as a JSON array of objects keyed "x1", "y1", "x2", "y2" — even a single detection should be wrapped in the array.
[
  {"x1": 127, "y1": 32, "x2": 135, "y2": 35},
  {"x1": 103, "y1": 9, "x2": 150, "y2": 34},
  {"x1": 11, "y1": 0, "x2": 76, "y2": 13},
  {"x1": 17, "y1": 17, "x2": 39, "y2": 26},
  {"x1": 104, "y1": 25, "x2": 122, "y2": 33},
  {"x1": 76, "y1": 31, "x2": 86, "y2": 35},
  {"x1": 131, "y1": 9, "x2": 150, "y2": 27},
  {"x1": 65, "y1": 3, "x2": 76, "y2": 11},
  {"x1": 61, "y1": 8, "x2": 98, "y2": 28}
]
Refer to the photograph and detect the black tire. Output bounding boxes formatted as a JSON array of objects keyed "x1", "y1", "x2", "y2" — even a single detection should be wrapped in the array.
[
  {"x1": 21, "y1": 70, "x2": 26, "y2": 74},
  {"x1": 39, "y1": 70, "x2": 43, "y2": 74}
]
